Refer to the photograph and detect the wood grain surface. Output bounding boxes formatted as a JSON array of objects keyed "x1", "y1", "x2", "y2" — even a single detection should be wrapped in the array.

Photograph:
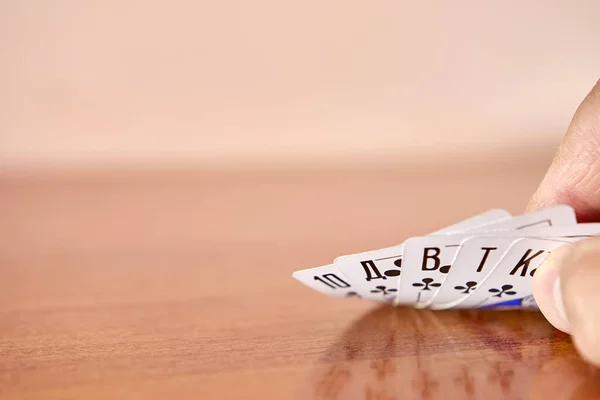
[{"x1": 1, "y1": 157, "x2": 599, "y2": 399}]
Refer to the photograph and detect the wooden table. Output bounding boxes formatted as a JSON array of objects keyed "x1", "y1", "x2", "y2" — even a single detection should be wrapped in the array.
[{"x1": 2, "y1": 156, "x2": 599, "y2": 399}]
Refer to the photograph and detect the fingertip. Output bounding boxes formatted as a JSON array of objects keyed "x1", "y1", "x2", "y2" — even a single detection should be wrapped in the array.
[
  {"x1": 560, "y1": 239, "x2": 600, "y2": 366},
  {"x1": 526, "y1": 191, "x2": 553, "y2": 214},
  {"x1": 525, "y1": 78, "x2": 600, "y2": 220},
  {"x1": 533, "y1": 245, "x2": 572, "y2": 333},
  {"x1": 525, "y1": 196, "x2": 541, "y2": 214},
  {"x1": 565, "y1": 275, "x2": 600, "y2": 367}
]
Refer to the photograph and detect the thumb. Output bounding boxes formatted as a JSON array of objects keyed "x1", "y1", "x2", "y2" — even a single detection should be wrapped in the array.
[
  {"x1": 527, "y1": 79, "x2": 600, "y2": 222},
  {"x1": 533, "y1": 237, "x2": 600, "y2": 365}
]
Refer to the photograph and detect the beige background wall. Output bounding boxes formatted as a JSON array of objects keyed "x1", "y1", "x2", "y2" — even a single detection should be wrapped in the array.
[{"x1": 1, "y1": 1, "x2": 600, "y2": 170}]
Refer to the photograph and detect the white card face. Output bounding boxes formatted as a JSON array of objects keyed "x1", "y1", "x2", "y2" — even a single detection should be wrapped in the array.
[
  {"x1": 333, "y1": 210, "x2": 511, "y2": 304},
  {"x1": 429, "y1": 223, "x2": 600, "y2": 310},
  {"x1": 454, "y1": 238, "x2": 578, "y2": 310},
  {"x1": 428, "y1": 237, "x2": 522, "y2": 310},
  {"x1": 292, "y1": 265, "x2": 365, "y2": 300},
  {"x1": 396, "y1": 235, "x2": 470, "y2": 307},
  {"x1": 334, "y1": 244, "x2": 404, "y2": 303},
  {"x1": 473, "y1": 205, "x2": 577, "y2": 233},
  {"x1": 396, "y1": 205, "x2": 578, "y2": 308}
]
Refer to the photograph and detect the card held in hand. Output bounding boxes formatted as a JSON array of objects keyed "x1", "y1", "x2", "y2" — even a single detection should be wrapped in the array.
[{"x1": 292, "y1": 204, "x2": 594, "y2": 311}]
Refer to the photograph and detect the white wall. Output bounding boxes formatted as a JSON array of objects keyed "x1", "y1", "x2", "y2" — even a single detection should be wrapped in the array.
[{"x1": 1, "y1": 1, "x2": 599, "y2": 169}]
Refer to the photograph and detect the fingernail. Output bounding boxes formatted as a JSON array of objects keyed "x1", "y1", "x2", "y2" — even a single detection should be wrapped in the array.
[
  {"x1": 533, "y1": 245, "x2": 572, "y2": 333},
  {"x1": 552, "y1": 276, "x2": 569, "y2": 325}
]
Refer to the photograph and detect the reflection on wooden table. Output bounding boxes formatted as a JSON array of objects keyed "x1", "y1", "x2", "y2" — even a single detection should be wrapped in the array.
[
  {"x1": 303, "y1": 307, "x2": 600, "y2": 400},
  {"x1": 1, "y1": 160, "x2": 599, "y2": 399}
]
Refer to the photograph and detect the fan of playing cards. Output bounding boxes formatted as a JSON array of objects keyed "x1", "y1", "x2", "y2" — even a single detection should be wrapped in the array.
[{"x1": 294, "y1": 205, "x2": 600, "y2": 310}]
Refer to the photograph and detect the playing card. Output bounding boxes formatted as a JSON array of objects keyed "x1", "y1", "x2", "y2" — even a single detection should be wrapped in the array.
[
  {"x1": 332, "y1": 209, "x2": 512, "y2": 304},
  {"x1": 427, "y1": 236, "x2": 529, "y2": 310},
  {"x1": 293, "y1": 265, "x2": 364, "y2": 300},
  {"x1": 453, "y1": 237, "x2": 578, "y2": 309},
  {"x1": 331, "y1": 208, "x2": 511, "y2": 266},
  {"x1": 523, "y1": 222, "x2": 600, "y2": 238},
  {"x1": 396, "y1": 205, "x2": 577, "y2": 308},
  {"x1": 396, "y1": 234, "x2": 472, "y2": 307},
  {"x1": 476, "y1": 204, "x2": 576, "y2": 232},
  {"x1": 430, "y1": 223, "x2": 600, "y2": 310},
  {"x1": 427, "y1": 209, "x2": 513, "y2": 234},
  {"x1": 291, "y1": 204, "x2": 594, "y2": 311}
]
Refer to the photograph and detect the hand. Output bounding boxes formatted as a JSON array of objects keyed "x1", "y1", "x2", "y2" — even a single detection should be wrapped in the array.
[{"x1": 529, "y1": 79, "x2": 600, "y2": 365}]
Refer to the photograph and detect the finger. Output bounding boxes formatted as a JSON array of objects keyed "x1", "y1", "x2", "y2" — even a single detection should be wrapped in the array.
[
  {"x1": 533, "y1": 237, "x2": 600, "y2": 365},
  {"x1": 532, "y1": 245, "x2": 572, "y2": 334},
  {"x1": 527, "y1": 79, "x2": 600, "y2": 222}
]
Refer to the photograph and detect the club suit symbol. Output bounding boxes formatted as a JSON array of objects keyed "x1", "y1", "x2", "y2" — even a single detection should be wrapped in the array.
[
  {"x1": 488, "y1": 284, "x2": 517, "y2": 298},
  {"x1": 384, "y1": 258, "x2": 402, "y2": 277},
  {"x1": 370, "y1": 286, "x2": 397, "y2": 296},
  {"x1": 454, "y1": 281, "x2": 477, "y2": 294},
  {"x1": 412, "y1": 278, "x2": 442, "y2": 292}
]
